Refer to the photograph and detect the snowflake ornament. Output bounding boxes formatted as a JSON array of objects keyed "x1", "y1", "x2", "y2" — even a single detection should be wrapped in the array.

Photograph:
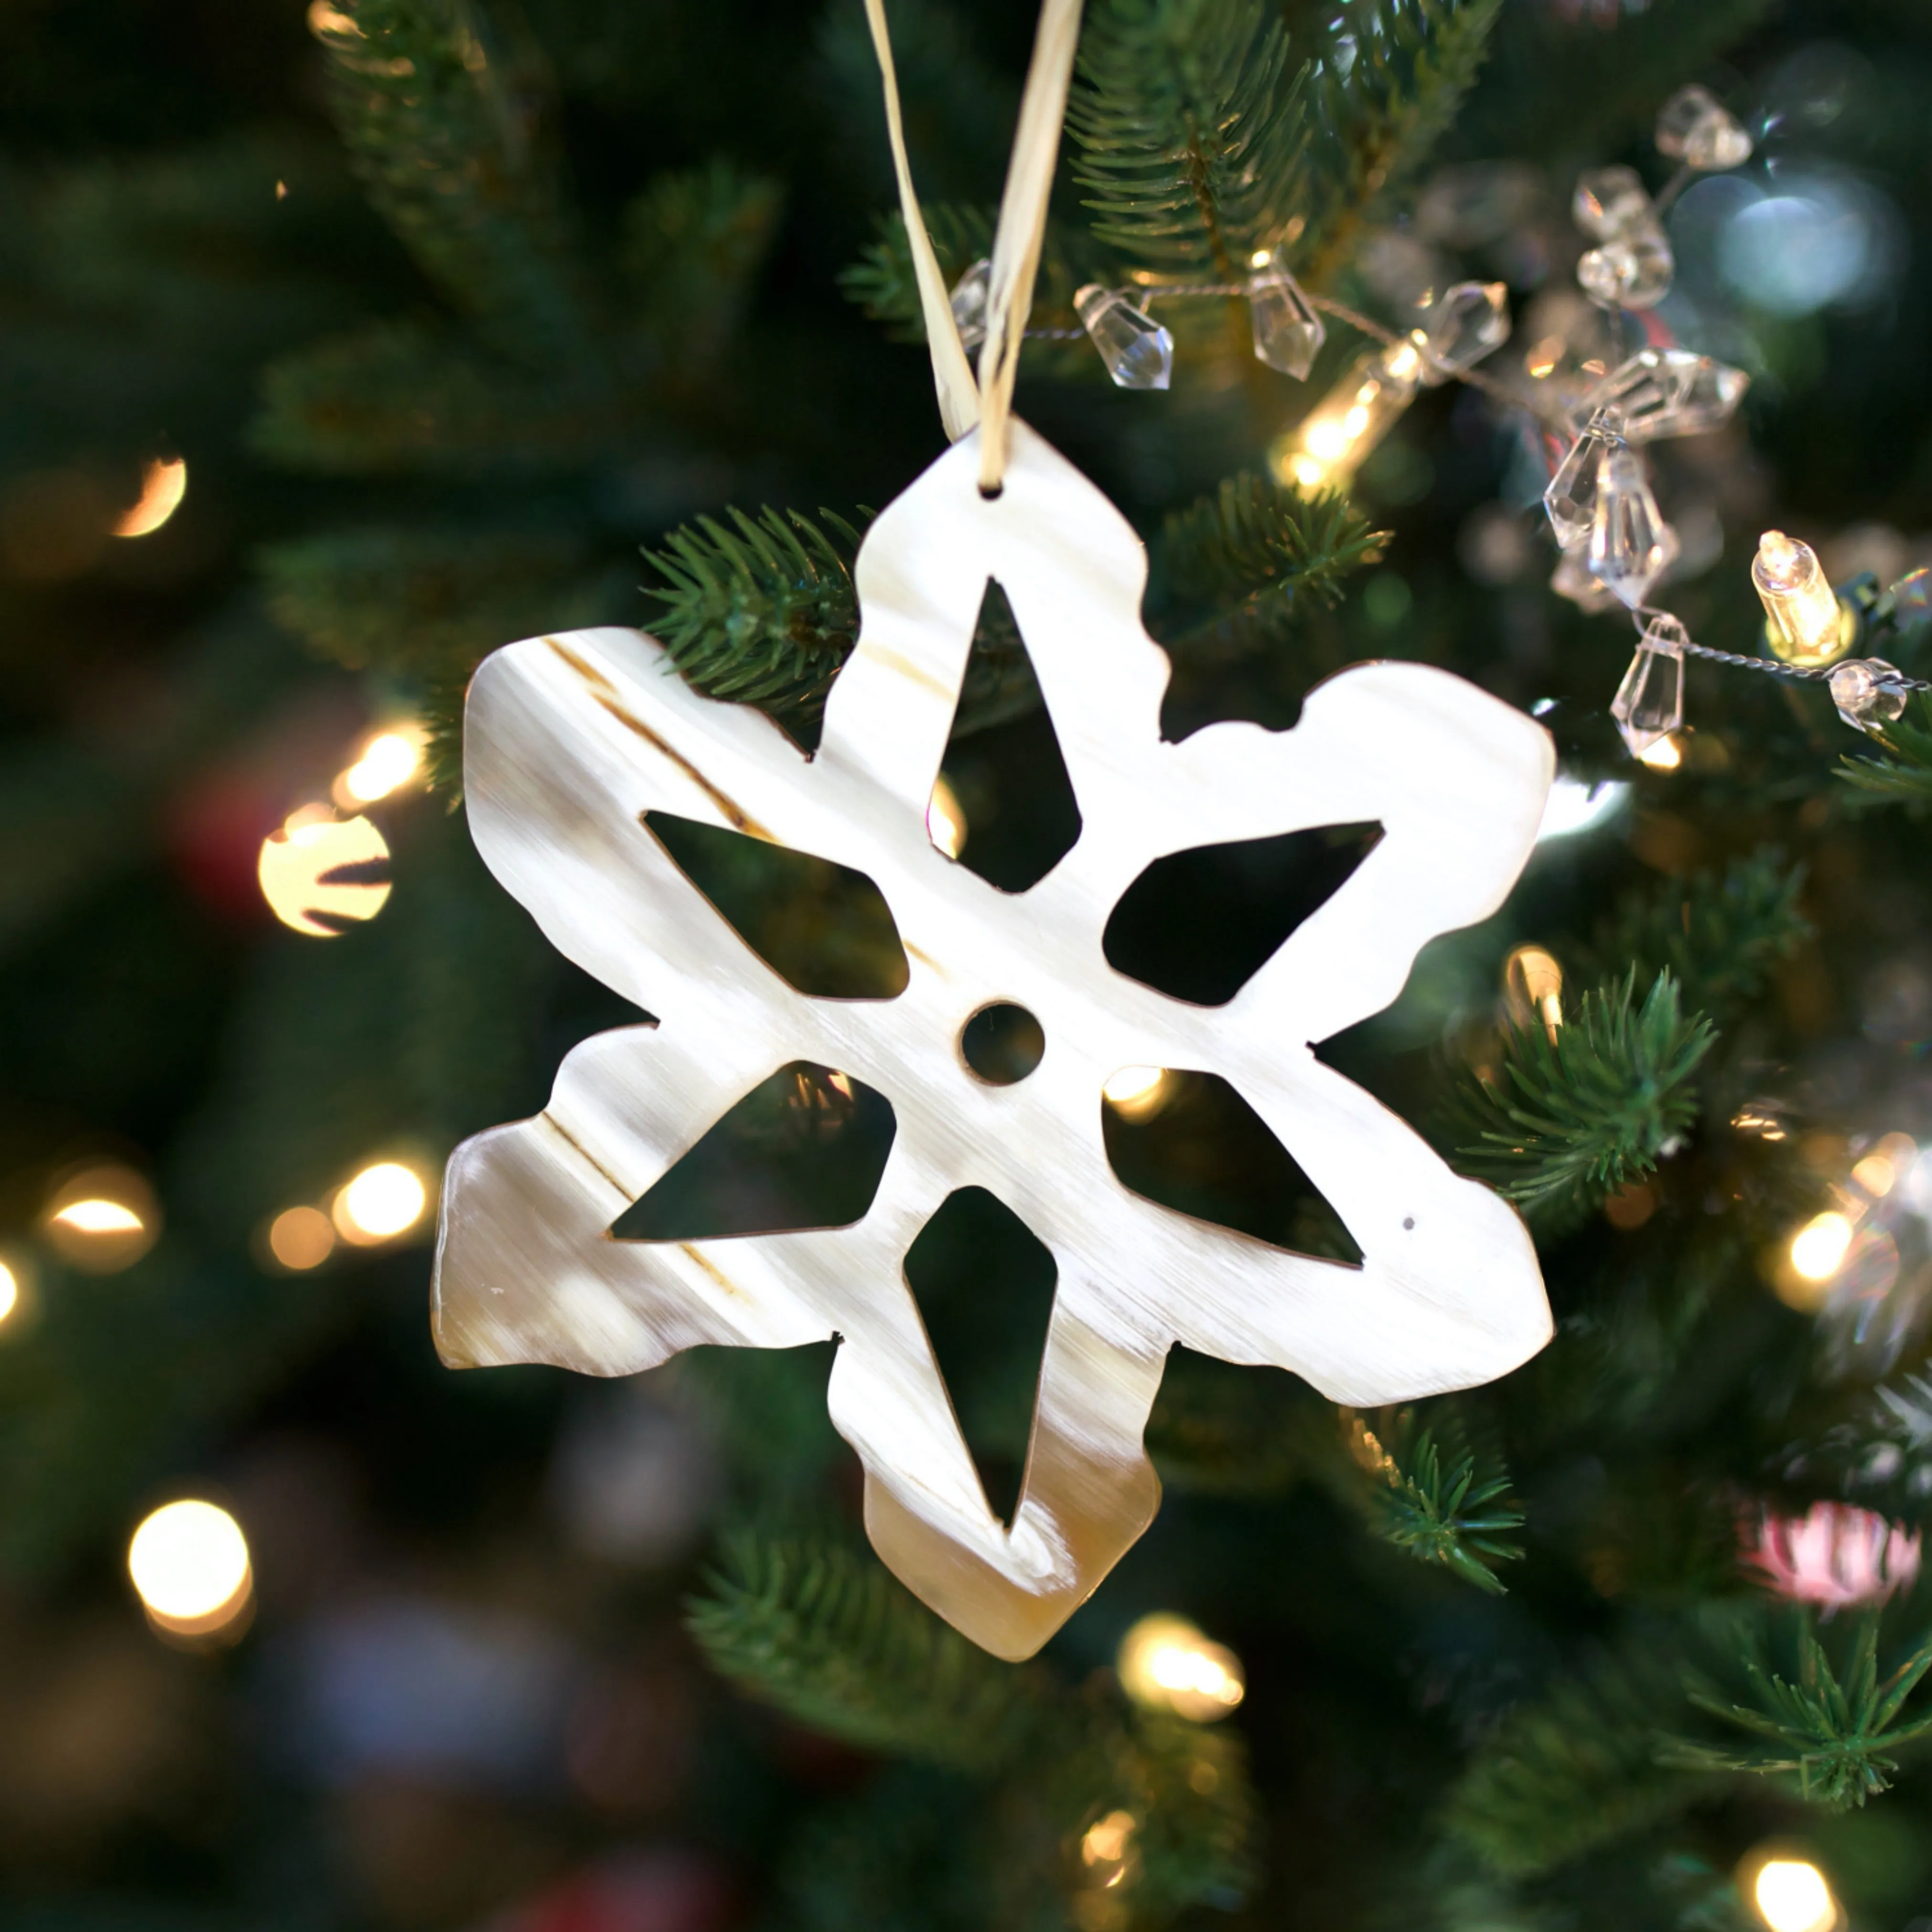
[{"x1": 435, "y1": 419, "x2": 1555, "y2": 1660}]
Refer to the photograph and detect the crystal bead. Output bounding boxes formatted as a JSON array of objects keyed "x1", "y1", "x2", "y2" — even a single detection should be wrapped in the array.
[
  {"x1": 1588, "y1": 448, "x2": 1678, "y2": 607},
  {"x1": 1574, "y1": 167, "x2": 1653, "y2": 240},
  {"x1": 1415, "y1": 281, "x2": 1509, "y2": 385},
  {"x1": 1552, "y1": 549, "x2": 1619, "y2": 613},
  {"x1": 1075, "y1": 285, "x2": 1173, "y2": 391},
  {"x1": 1246, "y1": 258, "x2": 1325, "y2": 379},
  {"x1": 1579, "y1": 347, "x2": 1748, "y2": 442},
  {"x1": 1655, "y1": 84, "x2": 1753, "y2": 171},
  {"x1": 1829, "y1": 658, "x2": 1911, "y2": 733},
  {"x1": 1610, "y1": 615, "x2": 1688, "y2": 758},
  {"x1": 1577, "y1": 234, "x2": 1674, "y2": 310},
  {"x1": 1544, "y1": 408, "x2": 1625, "y2": 552},
  {"x1": 950, "y1": 257, "x2": 991, "y2": 351}
]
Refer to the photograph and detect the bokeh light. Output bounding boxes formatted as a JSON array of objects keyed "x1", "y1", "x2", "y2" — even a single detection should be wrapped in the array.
[
  {"x1": 1638, "y1": 734, "x2": 1683, "y2": 772},
  {"x1": 267, "y1": 1205, "x2": 336, "y2": 1271},
  {"x1": 333, "y1": 1162, "x2": 429, "y2": 1244},
  {"x1": 1535, "y1": 774, "x2": 1628, "y2": 843},
  {"x1": 334, "y1": 725, "x2": 427, "y2": 808},
  {"x1": 1504, "y1": 945, "x2": 1564, "y2": 1036},
  {"x1": 1790, "y1": 1211, "x2": 1853, "y2": 1284},
  {"x1": 927, "y1": 775, "x2": 968, "y2": 859},
  {"x1": 0, "y1": 1260, "x2": 20, "y2": 1323},
  {"x1": 111, "y1": 457, "x2": 188, "y2": 538},
  {"x1": 128, "y1": 1500, "x2": 253, "y2": 1641},
  {"x1": 257, "y1": 810, "x2": 393, "y2": 937},
  {"x1": 1103, "y1": 1066, "x2": 1170, "y2": 1121},
  {"x1": 42, "y1": 1164, "x2": 160, "y2": 1272},
  {"x1": 1117, "y1": 1612, "x2": 1246, "y2": 1723},
  {"x1": 1751, "y1": 1857, "x2": 1836, "y2": 1932}
]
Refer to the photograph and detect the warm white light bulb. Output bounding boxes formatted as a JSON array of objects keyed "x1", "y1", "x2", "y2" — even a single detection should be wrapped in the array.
[
  {"x1": 1754, "y1": 1859, "x2": 1835, "y2": 1932},
  {"x1": 1117, "y1": 1612, "x2": 1246, "y2": 1722},
  {"x1": 128, "y1": 1500, "x2": 251, "y2": 1628},
  {"x1": 1102, "y1": 1066, "x2": 1170, "y2": 1121},
  {"x1": 52, "y1": 1199, "x2": 144, "y2": 1234},
  {"x1": 0, "y1": 1262, "x2": 18, "y2": 1323},
  {"x1": 1790, "y1": 1211, "x2": 1853, "y2": 1283},
  {"x1": 334, "y1": 1162, "x2": 428, "y2": 1243},
  {"x1": 926, "y1": 775, "x2": 968, "y2": 859},
  {"x1": 337, "y1": 729, "x2": 426, "y2": 806},
  {"x1": 1753, "y1": 530, "x2": 1850, "y2": 668}
]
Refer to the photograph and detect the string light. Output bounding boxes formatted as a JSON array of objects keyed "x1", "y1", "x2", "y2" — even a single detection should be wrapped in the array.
[
  {"x1": 1103, "y1": 1065, "x2": 1170, "y2": 1121},
  {"x1": 1080, "y1": 1809, "x2": 1138, "y2": 1890},
  {"x1": 266, "y1": 1206, "x2": 336, "y2": 1271},
  {"x1": 0, "y1": 1260, "x2": 20, "y2": 1324},
  {"x1": 927, "y1": 775, "x2": 968, "y2": 859},
  {"x1": 111, "y1": 458, "x2": 188, "y2": 539},
  {"x1": 42, "y1": 1165, "x2": 160, "y2": 1273},
  {"x1": 333, "y1": 1161, "x2": 429, "y2": 1244},
  {"x1": 1789, "y1": 1211, "x2": 1854, "y2": 1284},
  {"x1": 1752, "y1": 531, "x2": 1855, "y2": 669},
  {"x1": 1638, "y1": 734, "x2": 1683, "y2": 771},
  {"x1": 1117, "y1": 1612, "x2": 1246, "y2": 1723},
  {"x1": 1750, "y1": 1858, "x2": 1837, "y2": 1932},
  {"x1": 333, "y1": 724, "x2": 427, "y2": 809},
  {"x1": 1503, "y1": 945, "x2": 1564, "y2": 1038},
  {"x1": 257, "y1": 810, "x2": 393, "y2": 937},
  {"x1": 127, "y1": 1500, "x2": 253, "y2": 1642}
]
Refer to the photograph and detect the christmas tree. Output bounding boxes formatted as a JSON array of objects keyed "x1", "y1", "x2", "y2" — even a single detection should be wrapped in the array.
[{"x1": 6, "y1": 0, "x2": 1932, "y2": 1925}]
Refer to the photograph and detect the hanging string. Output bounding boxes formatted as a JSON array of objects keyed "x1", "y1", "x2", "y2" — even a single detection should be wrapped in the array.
[{"x1": 863, "y1": 0, "x2": 1085, "y2": 493}]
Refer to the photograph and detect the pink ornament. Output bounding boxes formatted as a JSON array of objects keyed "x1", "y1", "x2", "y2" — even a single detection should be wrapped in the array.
[{"x1": 1744, "y1": 1502, "x2": 1922, "y2": 1611}]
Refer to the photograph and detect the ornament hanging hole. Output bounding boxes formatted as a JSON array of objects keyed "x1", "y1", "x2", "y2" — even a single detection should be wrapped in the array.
[
  {"x1": 979, "y1": 482, "x2": 1004, "y2": 501},
  {"x1": 960, "y1": 1003, "x2": 1045, "y2": 1084}
]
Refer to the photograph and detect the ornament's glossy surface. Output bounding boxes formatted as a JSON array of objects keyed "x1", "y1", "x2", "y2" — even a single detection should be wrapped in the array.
[{"x1": 436, "y1": 420, "x2": 1555, "y2": 1659}]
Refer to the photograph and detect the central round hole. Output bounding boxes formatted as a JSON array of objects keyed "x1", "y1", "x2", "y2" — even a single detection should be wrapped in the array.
[{"x1": 960, "y1": 1003, "x2": 1045, "y2": 1085}]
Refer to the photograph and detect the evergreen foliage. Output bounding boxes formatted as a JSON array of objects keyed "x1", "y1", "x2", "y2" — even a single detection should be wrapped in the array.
[
  {"x1": 1456, "y1": 971, "x2": 1716, "y2": 1216},
  {"x1": 687, "y1": 1525, "x2": 1034, "y2": 1770},
  {"x1": 1838, "y1": 693, "x2": 1932, "y2": 806},
  {"x1": 1670, "y1": 1612, "x2": 1932, "y2": 1808},
  {"x1": 1352, "y1": 1411, "x2": 1525, "y2": 1593}
]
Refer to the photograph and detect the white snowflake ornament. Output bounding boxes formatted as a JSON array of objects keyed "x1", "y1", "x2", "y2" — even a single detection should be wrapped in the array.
[{"x1": 434, "y1": 419, "x2": 1555, "y2": 1660}]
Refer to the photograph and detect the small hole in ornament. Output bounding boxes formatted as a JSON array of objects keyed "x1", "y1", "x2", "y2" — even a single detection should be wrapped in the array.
[
  {"x1": 960, "y1": 1003, "x2": 1044, "y2": 1084},
  {"x1": 1103, "y1": 1070, "x2": 1361, "y2": 1261},
  {"x1": 979, "y1": 483, "x2": 1004, "y2": 501}
]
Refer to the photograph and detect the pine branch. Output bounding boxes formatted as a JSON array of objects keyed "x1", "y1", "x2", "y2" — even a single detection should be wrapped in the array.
[
  {"x1": 311, "y1": 0, "x2": 594, "y2": 366},
  {"x1": 619, "y1": 158, "x2": 783, "y2": 367},
  {"x1": 642, "y1": 506, "x2": 868, "y2": 712},
  {"x1": 1299, "y1": 0, "x2": 1504, "y2": 288},
  {"x1": 839, "y1": 203, "x2": 996, "y2": 342},
  {"x1": 1666, "y1": 1610, "x2": 1932, "y2": 1808},
  {"x1": 1444, "y1": 1640, "x2": 1698, "y2": 1877},
  {"x1": 252, "y1": 319, "x2": 629, "y2": 474},
  {"x1": 1067, "y1": 0, "x2": 1308, "y2": 279},
  {"x1": 686, "y1": 1526, "x2": 1035, "y2": 1772},
  {"x1": 1579, "y1": 850, "x2": 1810, "y2": 1020},
  {"x1": 1455, "y1": 970, "x2": 1715, "y2": 1216},
  {"x1": 1838, "y1": 694, "x2": 1932, "y2": 807},
  {"x1": 1160, "y1": 472, "x2": 1389, "y2": 652},
  {"x1": 641, "y1": 508, "x2": 1043, "y2": 731},
  {"x1": 1350, "y1": 1411, "x2": 1524, "y2": 1594}
]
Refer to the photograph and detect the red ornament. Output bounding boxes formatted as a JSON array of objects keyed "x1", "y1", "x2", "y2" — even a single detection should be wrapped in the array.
[{"x1": 1744, "y1": 1501, "x2": 1922, "y2": 1611}]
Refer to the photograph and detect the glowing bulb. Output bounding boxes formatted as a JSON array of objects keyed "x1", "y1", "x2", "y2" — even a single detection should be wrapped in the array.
[
  {"x1": 42, "y1": 1166, "x2": 159, "y2": 1272},
  {"x1": 0, "y1": 1262, "x2": 18, "y2": 1323},
  {"x1": 1753, "y1": 530, "x2": 1852, "y2": 669},
  {"x1": 52, "y1": 1200, "x2": 142, "y2": 1234},
  {"x1": 1639, "y1": 734, "x2": 1682, "y2": 771},
  {"x1": 128, "y1": 1500, "x2": 252, "y2": 1640},
  {"x1": 267, "y1": 1206, "x2": 336, "y2": 1271},
  {"x1": 1790, "y1": 1211, "x2": 1854, "y2": 1283},
  {"x1": 334, "y1": 1162, "x2": 428, "y2": 1243},
  {"x1": 334, "y1": 726, "x2": 427, "y2": 808},
  {"x1": 1852, "y1": 1153, "x2": 1896, "y2": 1196},
  {"x1": 927, "y1": 775, "x2": 967, "y2": 859},
  {"x1": 112, "y1": 458, "x2": 187, "y2": 538},
  {"x1": 258, "y1": 812, "x2": 392, "y2": 937},
  {"x1": 1503, "y1": 945, "x2": 1564, "y2": 1036},
  {"x1": 1081, "y1": 1809, "x2": 1136, "y2": 1879},
  {"x1": 1753, "y1": 1859, "x2": 1835, "y2": 1932},
  {"x1": 1103, "y1": 1065, "x2": 1170, "y2": 1120},
  {"x1": 1117, "y1": 1612, "x2": 1246, "y2": 1723}
]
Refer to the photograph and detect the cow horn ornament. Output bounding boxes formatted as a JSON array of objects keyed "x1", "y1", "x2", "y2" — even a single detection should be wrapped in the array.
[{"x1": 433, "y1": 418, "x2": 1555, "y2": 1660}]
